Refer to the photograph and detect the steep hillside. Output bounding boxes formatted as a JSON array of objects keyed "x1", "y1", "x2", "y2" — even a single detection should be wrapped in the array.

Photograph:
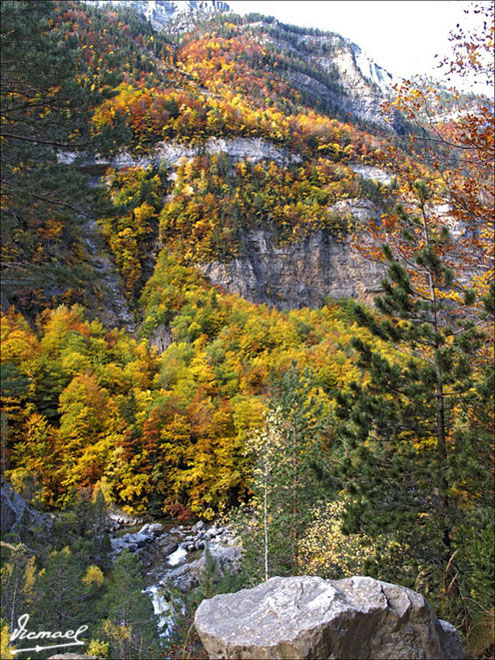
[
  {"x1": 1, "y1": 0, "x2": 417, "y2": 510},
  {"x1": 3, "y1": 0, "x2": 491, "y2": 502},
  {"x1": 1, "y1": 0, "x2": 491, "y2": 512},
  {"x1": 51, "y1": 0, "x2": 414, "y2": 323},
  {"x1": 1, "y1": 4, "x2": 493, "y2": 656}
]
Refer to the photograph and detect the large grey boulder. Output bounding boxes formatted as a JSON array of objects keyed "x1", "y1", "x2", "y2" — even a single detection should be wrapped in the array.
[
  {"x1": 194, "y1": 575, "x2": 464, "y2": 659},
  {"x1": 48, "y1": 655, "x2": 100, "y2": 660}
]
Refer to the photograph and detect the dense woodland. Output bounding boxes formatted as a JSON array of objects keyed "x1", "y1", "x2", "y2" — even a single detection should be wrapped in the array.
[{"x1": 0, "y1": 1, "x2": 493, "y2": 658}]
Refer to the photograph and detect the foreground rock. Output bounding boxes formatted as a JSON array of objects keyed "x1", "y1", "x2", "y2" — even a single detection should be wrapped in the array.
[
  {"x1": 48, "y1": 655, "x2": 100, "y2": 660},
  {"x1": 194, "y1": 575, "x2": 464, "y2": 659}
]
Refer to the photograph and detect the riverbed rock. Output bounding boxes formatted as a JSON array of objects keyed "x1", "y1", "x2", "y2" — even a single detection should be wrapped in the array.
[
  {"x1": 110, "y1": 529, "x2": 154, "y2": 555},
  {"x1": 194, "y1": 575, "x2": 464, "y2": 659},
  {"x1": 158, "y1": 540, "x2": 179, "y2": 557},
  {"x1": 109, "y1": 536, "x2": 128, "y2": 554},
  {"x1": 205, "y1": 525, "x2": 221, "y2": 539},
  {"x1": 139, "y1": 522, "x2": 165, "y2": 537},
  {"x1": 165, "y1": 557, "x2": 203, "y2": 592},
  {"x1": 166, "y1": 541, "x2": 242, "y2": 592}
]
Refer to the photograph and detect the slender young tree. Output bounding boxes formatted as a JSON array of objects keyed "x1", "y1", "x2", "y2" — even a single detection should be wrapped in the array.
[{"x1": 236, "y1": 367, "x2": 331, "y2": 582}]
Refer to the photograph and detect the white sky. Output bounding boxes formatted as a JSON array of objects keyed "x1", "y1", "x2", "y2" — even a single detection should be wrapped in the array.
[{"x1": 227, "y1": 1, "x2": 490, "y2": 89}]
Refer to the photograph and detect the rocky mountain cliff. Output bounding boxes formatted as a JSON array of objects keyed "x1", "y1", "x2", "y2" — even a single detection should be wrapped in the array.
[
  {"x1": 62, "y1": 1, "x2": 403, "y2": 326},
  {"x1": 85, "y1": 0, "x2": 399, "y2": 130},
  {"x1": 2, "y1": 0, "x2": 406, "y2": 323},
  {"x1": 200, "y1": 224, "x2": 385, "y2": 310},
  {"x1": 261, "y1": 23, "x2": 399, "y2": 130},
  {"x1": 87, "y1": 0, "x2": 230, "y2": 30},
  {"x1": 62, "y1": 135, "x2": 390, "y2": 322}
]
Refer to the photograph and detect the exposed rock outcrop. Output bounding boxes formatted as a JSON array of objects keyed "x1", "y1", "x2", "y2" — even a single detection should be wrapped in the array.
[
  {"x1": 80, "y1": 218, "x2": 136, "y2": 331},
  {"x1": 85, "y1": 1, "x2": 230, "y2": 31},
  {"x1": 351, "y1": 164, "x2": 393, "y2": 185},
  {"x1": 328, "y1": 42, "x2": 393, "y2": 129},
  {"x1": 150, "y1": 323, "x2": 173, "y2": 354},
  {"x1": 194, "y1": 575, "x2": 464, "y2": 660},
  {"x1": 60, "y1": 138, "x2": 391, "y2": 312},
  {"x1": 0, "y1": 481, "x2": 51, "y2": 537},
  {"x1": 59, "y1": 137, "x2": 301, "y2": 176},
  {"x1": 271, "y1": 27, "x2": 403, "y2": 132},
  {"x1": 200, "y1": 226, "x2": 385, "y2": 309}
]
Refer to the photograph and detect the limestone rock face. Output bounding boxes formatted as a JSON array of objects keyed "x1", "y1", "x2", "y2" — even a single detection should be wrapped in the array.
[
  {"x1": 200, "y1": 227, "x2": 385, "y2": 309},
  {"x1": 150, "y1": 323, "x2": 173, "y2": 354},
  {"x1": 80, "y1": 218, "x2": 136, "y2": 332},
  {"x1": 59, "y1": 137, "x2": 300, "y2": 175},
  {"x1": 194, "y1": 575, "x2": 464, "y2": 660},
  {"x1": 85, "y1": 1, "x2": 230, "y2": 31}
]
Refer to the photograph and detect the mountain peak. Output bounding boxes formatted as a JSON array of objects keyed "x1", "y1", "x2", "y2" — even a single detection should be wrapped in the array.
[{"x1": 86, "y1": 0, "x2": 230, "y2": 30}]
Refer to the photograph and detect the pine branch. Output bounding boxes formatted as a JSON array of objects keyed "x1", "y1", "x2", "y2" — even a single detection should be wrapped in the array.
[{"x1": 1, "y1": 130, "x2": 89, "y2": 149}]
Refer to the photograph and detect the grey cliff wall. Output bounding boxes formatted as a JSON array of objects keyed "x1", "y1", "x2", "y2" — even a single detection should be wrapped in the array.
[
  {"x1": 200, "y1": 227, "x2": 385, "y2": 309},
  {"x1": 81, "y1": 218, "x2": 136, "y2": 332},
  {"x1": 60, "y1": 139, "x2": 394, "y2": 317},
  {"x1": 59, "y1": 137, "x2": 301, "y2": 175}
]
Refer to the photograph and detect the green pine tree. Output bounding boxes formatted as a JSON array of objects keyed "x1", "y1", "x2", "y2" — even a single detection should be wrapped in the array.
[
  {"x1": 334, "y1": 181, "x2": 494, "y2": 615},
  {"x1": 28, "y1": 546, "x2": 95, "y2": 637},
  {"x1": 0, "y1": 543, "x2": 36, "y2": 634},
  {"x1": 99, "y1": 550, "x2": 159, "y2": 660},
  {"x1": 0, "y1": 0, "x2": 127, "y2": 317}
]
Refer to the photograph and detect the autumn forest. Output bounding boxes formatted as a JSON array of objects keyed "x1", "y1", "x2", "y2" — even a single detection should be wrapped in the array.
[{"x1": 0, "y1": 1, "x2": 493, "y2": 658}]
